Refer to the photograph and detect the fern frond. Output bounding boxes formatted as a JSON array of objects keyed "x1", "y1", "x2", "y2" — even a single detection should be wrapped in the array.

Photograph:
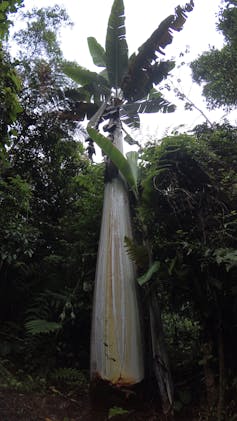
[
  {"x1": 124, "y1": 236, "x2": 149, "y2": 270},
  {"x1": 25, "y1": 319, "x2": 62, "y2": 335},
  {"x1": 52, "y1": 367, "x2": 86, "y2": 382},
  {"x1": 50, "y1": 368, "x2": 88, "y2": 388}
]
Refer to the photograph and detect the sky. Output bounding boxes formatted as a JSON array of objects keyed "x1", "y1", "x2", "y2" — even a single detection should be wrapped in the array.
[{"x1": 19, "y1": 0, "x2": 236, "y2": 149}]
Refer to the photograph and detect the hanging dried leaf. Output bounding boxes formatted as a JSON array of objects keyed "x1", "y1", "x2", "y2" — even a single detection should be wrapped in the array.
[{"x1": 121, "y1": 1, "x2": 194, "y2": 101}]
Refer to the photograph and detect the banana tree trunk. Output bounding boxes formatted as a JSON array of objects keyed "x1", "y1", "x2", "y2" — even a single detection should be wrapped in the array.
[{"x1": 90, "y1": 118, "x2": 144, "y2": 386}]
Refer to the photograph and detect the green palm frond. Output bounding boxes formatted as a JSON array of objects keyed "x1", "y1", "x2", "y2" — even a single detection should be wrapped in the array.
[
  {"x1": 121, "y1": 1, "x2": 194, "y2": 100},
  {"x1": 87, "y1": 37, "x2": 106, "y2": 67},
  {"x1": 105, "y1": 0, "x2": 128, "y2": 88}
]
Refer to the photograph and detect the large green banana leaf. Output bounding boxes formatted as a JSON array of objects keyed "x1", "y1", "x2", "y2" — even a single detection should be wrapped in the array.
[
  {"x1": 62, "y1": 61, "x2": 109, "y2": 88},
  {"x1": 87, "y1": 37, "x2": 106, "y2": 68},
  {"x1": 105, "y1": 0, "x2": 128, "y2": 88},
  {"x1": 87, "y1": 126, "x2": 138, "y2": 197},
  {"x1": 62, "y1": 61, "x2": 110, "y2": 102}
]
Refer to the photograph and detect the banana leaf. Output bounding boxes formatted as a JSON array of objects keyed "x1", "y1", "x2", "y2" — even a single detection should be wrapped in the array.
[
  {"x1": 87, "y1": 126, "x2": 138, "y2": 197},
  {"x1": 121, "y1": 1, "x2": 194, "y2": 100},
  {"x1": 123, "y1": 96, "x2": 175, "y2": 115},
  {"x1": 120, "y1": 108, "x2": 140, "y2": 129},
  {"x1": 62, "y1": 61, "x2": 109, "y2": 89},
  {"x1": 105, "y1": 0, "x2": 128, "y2": 88},
  {"x1": 88, "y1": 36, "x2": 106, "y2": 67}
]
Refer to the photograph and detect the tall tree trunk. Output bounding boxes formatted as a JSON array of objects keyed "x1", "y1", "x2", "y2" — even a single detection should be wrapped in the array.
[
  {"x1": 90, "y1": 117, "x2": 144, "y2": 388},
  {"x1": 149, "y1": 291, "x2": 174, "y2": 414},
  {"x1": 202, "y1": 340, "x2": 217, "y2": 408},
  {"x1": 217, "y1": 314, "x2": 225, "y2": 421}
]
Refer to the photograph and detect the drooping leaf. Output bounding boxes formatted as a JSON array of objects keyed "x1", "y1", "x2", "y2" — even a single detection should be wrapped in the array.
[
  {"x1": 126, "y1": 151, "x2": 139, "y2": 190},
  {"x1": 123, "y1": 60, "x2": 175, "y2": 101},
  {"x1": 120, "y1": 107, "x2": 140, "y2": 129},
  {"x1": 121, "y1": 2, "x2": 194, "y2": 100},
  {"x1": 105, "y1": 0, "x2": 128, "y2": 88},
  {"x1": 87, "y1": 36, "x2": 106, "y2": 67},
  {"x1": 62, "y1": 61, "x2": 110, "y2": 100},
  {"x1": 137, "y1": 261, "x2": 160, "y2": 286},
  {"x1": 123, "y1": 95, "x2": 175, "y2": 117},
  {"x1": 87, "y1": 127, "x2": 138, "y2": 196},
  {"x1": 59, "y1": 102, "x2": 99, "y2": 121},
  {"x1": 124, "y1": 132, "x2": 140, "y2": 147}
]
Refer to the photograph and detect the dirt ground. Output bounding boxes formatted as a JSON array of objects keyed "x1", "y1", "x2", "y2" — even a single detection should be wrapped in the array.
[{"x1": 0, "y1": 388, "x2": 198, "y2": 421}]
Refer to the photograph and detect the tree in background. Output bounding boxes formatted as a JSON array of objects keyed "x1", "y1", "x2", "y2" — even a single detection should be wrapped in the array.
[
  {"x1": 0, "y1": 5, "x2": 104, "y2": 376},
  {"x1": 191, "y1": 0, "x2": 237, "y2": 109},
  {"x1": 0, "y1": 0, "x2": 23, "y2": 156},
  {"x1": 139, "y1": 123, "x2": 237, "y2": 419}
]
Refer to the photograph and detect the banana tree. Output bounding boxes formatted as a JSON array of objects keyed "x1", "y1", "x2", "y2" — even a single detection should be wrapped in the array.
[{"x1": 62, "y1": 0, "x2": 194, "y2": 411}]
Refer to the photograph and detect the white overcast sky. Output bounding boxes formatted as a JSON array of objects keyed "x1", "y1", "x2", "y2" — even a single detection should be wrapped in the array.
[{"x1": 19, "y1": 0, "x2": 236, "y2": 145}]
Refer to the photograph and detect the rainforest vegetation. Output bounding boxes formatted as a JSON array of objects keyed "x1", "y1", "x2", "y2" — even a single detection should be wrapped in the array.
[{"x1": 0, "y1": 1, "x2": 237, "y2": 420}]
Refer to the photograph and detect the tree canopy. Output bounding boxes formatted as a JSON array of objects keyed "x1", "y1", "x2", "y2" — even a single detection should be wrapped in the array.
[{"x1": 191, "y1": 0, "x2": 237, "y2": 108}]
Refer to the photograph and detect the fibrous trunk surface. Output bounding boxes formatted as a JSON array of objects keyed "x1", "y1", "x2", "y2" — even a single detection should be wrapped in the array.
[{"x1": 90, "y1": 123, "x2": 144, "y2": 386}]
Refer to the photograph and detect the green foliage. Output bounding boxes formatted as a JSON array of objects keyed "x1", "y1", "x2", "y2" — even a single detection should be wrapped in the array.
[
  {"x1": 87, "y1": 126, "x2": 139, "y2": 196},
  {"x1": 62, "y1": 62, "x2": 106, "y2": 87},
  {"x1": 163, "y1": 312, "x2": 201, "y2": 371},
  {"x1": 50, "y1": 367, "x2": 88, "y2": 388},
  {"x1": 25, "y1": 320, "x2": 62, "y2": 335},
  {"x1": 137, "y1": 261, "x2": 160, "y2": 286},
  {"x1": 124, "y1": 236, "x2": 149, "y2": 270},
  {"x1": 108, "y1": 406, "x2": 130, "y2": 419},
  {"x1": 0, "y1": 49, "x2": 22, "y2": 149},
  {"x1": 191, "y1": 46, "x2": 237, "y2": 108},
  {"x1": 105, "y1": 0, "x2": 128, "y2": 88},
  {"x1": 126, "y1": 150, "x2": 139, "y2": 189},
  {"x1": 214, "y1": 248, "x2": 237, "y2": 271},
  {"x1": 63, "y1": 0, "x2": 193, "y2": 141},
  {"x1": 0, "y1": 175, "x2": 38, "y2": 264},
  {"x1": 14, "y1": 5, "x2": 72, "y2": 61},
  {"x1": 0, "y1": 0, "x2": 23, "y2": 39},
  {"x1": 87, "y1": 36, "x2": 106, "y2": 68},
  {"x1": 137, "y1": 125, "x2": 237, "y2": 402},
  {"x1": 62, "y1": 61, "x2": 110, "y2": 102},
  {"x1": 191, "y1": 1, "x2": 237, "y2": 108},
  {"x1": 0, "y1": 2, "x2": 105, "y2": 382}
]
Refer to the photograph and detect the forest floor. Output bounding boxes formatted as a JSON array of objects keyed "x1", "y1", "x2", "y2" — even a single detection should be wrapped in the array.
[{"x1": 0, "y1": 387, "x2": 200, "y2": 421}]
